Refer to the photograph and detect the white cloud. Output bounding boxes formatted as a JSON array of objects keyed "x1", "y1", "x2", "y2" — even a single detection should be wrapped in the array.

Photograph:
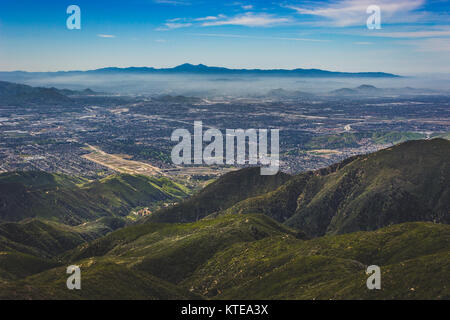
[
  {"x1": 156, "y1": 22, "x2": 193, "y2": 31},
  {"x1": 97, "y1": 34, "x2": 116, "y2": 38},
  {"x1": 153, "y1": 0, "x2": 190, "y2": 5},
  {"x1": 242, "y1": 5, "x2": 253, "y2": 10},
  {"x1": 286, "y1": 0, "x2": 425, "y2": 27},
  {"x1": 202, "y1": 13, "x2": 291, "y2": 27},
  {"x1": 195, "y1": 14, "x2": 226, "y2": 21},
  {"x1": 167, "y1": 18, "x2": 183, "y2": 22}
]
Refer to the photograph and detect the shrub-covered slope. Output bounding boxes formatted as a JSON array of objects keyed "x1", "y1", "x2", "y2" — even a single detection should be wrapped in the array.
[
  {"x1": 225, "y1": 139, "x2": 449, "y2": 236},
  {"x1": 0, "y1": 172, "x2": 188, "y2": 225},
  {"x1": 0, "y1": 258, "x2": 199, "y2": 300},
  {"x1": 145, "y1": 167, "x2": 291, "y2": 223},
  {"x1": 2, "y1": 217, "x2": 448, "y2": 299},
  {"x1": 183, "y1": 221, "x2": 449, "y2": 299},
  {"x1": 67, "y1": 214, "x2": 296, "y2": 282}
]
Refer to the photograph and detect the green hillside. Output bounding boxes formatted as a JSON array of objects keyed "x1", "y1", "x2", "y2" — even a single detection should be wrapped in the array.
[
  {"x1": 67, "y1": 214, "x2": 296, "y2": 283},
  {"x1": 0, "y1": 217, "x2": 128, "y2": 260},
  {"x1": 0, "y1": 172, "x2": 189, "y2": 225},
  {"x1": 146, "y1": 167, "x2": 291, "y2": 223},
  {"x1": 0, "y1": 251, "x2": 59, "y2": 281},
  {"x1": 2, "y1": 217, "x2": 448, "y2": 299},
  {"x1": 0, "y1": 219, "x2": 89, "y2": 258},
  {"x1": 0, "y1": 258, "x2": 199, "y2": 300},
  {"x1": 225, "y1": 139, "x2": 449, "y2": 237},
  {"x1": 0, "y1": 214, "x2": 294, "y2": 299},
  {"x1": 0, "y1": 171, "x2": 191, "y2": 284},
  {"x1": 186, "y1": 221, "x2": 449, "y2": 300}
]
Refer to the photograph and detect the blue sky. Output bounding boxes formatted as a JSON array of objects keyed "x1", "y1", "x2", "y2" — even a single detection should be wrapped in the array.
[{"x1": 0, "y1": 0, "x2": 449, "y2": 74}]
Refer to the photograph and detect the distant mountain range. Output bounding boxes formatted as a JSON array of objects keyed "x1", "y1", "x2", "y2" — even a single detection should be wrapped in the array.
[
  {"x1": 1, "y1": 63, "x2": 400, "y2": 78},
  {"x1": 332, "y1": 84, "x2": 381, "y2": 95},
  {"x1": 2, "y1": 80, "x2": 438, "y2": 107},
  {"x1": 263, "y1": 84, "x2": 441, "y2": 99},
  {"x1": 329, "y1": 84, "x2": 438, "y2": 96}
]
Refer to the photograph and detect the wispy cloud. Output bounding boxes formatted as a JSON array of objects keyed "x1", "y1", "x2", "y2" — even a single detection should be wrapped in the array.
[
  {"x1": 167, "y1": 17, "x2": 183, "y2": 22},
  {"x1": 201, "y1": 13, "x2": 291, "y2": 27},
  {"x1": 156, "y1": 22, "x2": 193, "y2": 31},
  {"x1": 286, "y1": 0, "x2": 425, "y2": 27},
  {"x1": 97, "y1": 34, "x2": 116, "y2": 38},
  {"x1": 195, "y1": 14, "x2": 226, "y2": 21},
  {"x1": 153, "y1": 0, "x2": 190, "y2": 5},
  {"x1": 157, "y1": 12, "x2": 291, "y2": 30},
  {"x1": 190, "y1": 32, "x2": 328, "y2": 42}
]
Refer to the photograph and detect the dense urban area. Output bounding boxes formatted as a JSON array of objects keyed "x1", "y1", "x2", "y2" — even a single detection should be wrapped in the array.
[{"x1": 0, "y1": 83, "x2": 448, "y2": 179}]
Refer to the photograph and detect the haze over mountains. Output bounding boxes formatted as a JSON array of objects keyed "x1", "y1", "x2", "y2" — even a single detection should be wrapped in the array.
[
  {"x1": 1, "y1": 63, "x2": 399, "y2": 78},
  {"x1": 0, "y1": 64, "x2": 405, "y2": 96},
  {"x1": 3, "y1": 64, "x2": 450, "y2": 97},
  {"x1": 0, "y1": 80, "x2": 444, "y2": 108}
]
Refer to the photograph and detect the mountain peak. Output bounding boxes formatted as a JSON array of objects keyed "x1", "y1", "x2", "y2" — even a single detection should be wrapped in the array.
[
  {"x1": 173, "y1": 63, "x2": 208, "y2": 70},
  {"x1": 357, "y1": 84, "x2": 378, "y2": 90}
]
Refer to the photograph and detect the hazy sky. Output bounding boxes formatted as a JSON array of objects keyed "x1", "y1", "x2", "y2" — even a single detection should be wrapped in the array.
[{"x1": 0, "y1": 0, "x2": 449, "y2": 74}]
